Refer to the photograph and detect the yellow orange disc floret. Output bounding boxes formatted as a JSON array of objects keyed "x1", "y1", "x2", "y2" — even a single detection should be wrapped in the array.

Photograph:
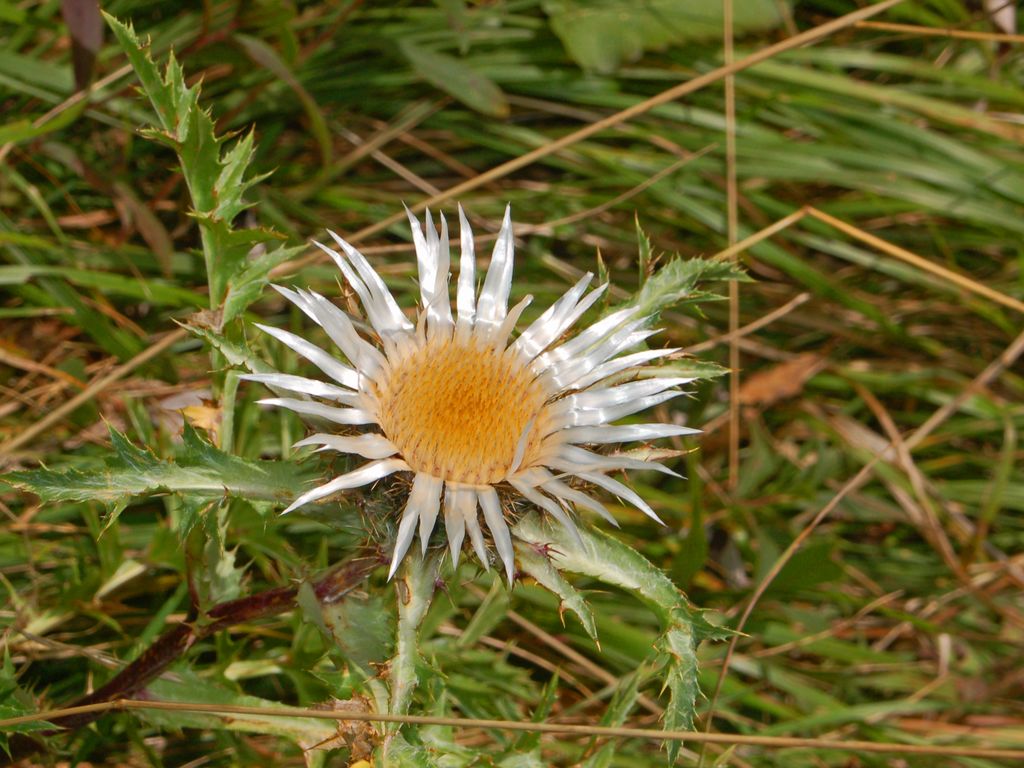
[{"x1": 374, "y1": 336, "x2": 548, "y2": 484}]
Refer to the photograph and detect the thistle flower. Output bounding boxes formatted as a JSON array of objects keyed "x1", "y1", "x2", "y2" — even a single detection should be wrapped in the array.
[{"x1": 245, "y1": 206, "x2": 697, "y2": 581}]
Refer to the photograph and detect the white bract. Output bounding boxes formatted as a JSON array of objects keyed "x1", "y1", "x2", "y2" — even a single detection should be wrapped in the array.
[{"x1": 246, "y1": 206, "x2": 697, "y2": 582}]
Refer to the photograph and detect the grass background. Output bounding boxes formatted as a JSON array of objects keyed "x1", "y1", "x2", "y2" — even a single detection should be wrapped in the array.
[{"x1": 2, "y1": 0, "x2": 1023, "y2": 765}]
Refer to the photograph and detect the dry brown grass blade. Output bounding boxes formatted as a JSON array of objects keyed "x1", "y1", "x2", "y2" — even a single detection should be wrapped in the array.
[
  {"x1": 855, "y1": 20, "x2": 1024, "y2": 44},
  {"x1": 0, "y1": 347, "x2": 86, "y2": 390},
  {"x1": 3, "y1": 699, "x2": 1024, "y2": 760}
]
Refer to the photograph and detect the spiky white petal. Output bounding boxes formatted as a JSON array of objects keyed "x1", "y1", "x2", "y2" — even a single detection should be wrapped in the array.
[
  {"x1": 574, "y1": 470, "x2": 663, "y2": 524},
  {"x1": 407, "y1": 207, "x2": 453, "y2": 335},
  {"x1": 554, "y1": 377, "x2": 691, "y2": 413},
  {"x1": 474, "y1": 204, "x2": 514, "y2": 339},
  {"x1": 571, "y1": 347, "x2": 681, "y2": 391},
  {"x1": 254, "y1": 323, "x2": 358, "y2": 389},
  {"x1": 508, "y1": 472, "x2": 582, "y2": 544},
  {"x1": 257, "y1": 398, "x2": 375, "y2": 426},
  {"x1": 455, "y1": 205, "x2": 476, "y2": 340},
  {"x1": 537, "y1": 305, "x2": 639, "y2": 370},
  {"x1": 239, "y1": 372, "x2": 355, "y2": 401},
  {"x1": 443, "y1": 485, "x2": 469, "y2": 567},
  {"x1": 292, "y1": 287, "x2": 387, "y2": 377},
  {"x1": 561, "y1": 423, "x2": 700, "y2": 444},
  {"x1": 552, "y1": 390, "x2": 683, "y2": 429},
  {"x1": 311, "y1": 240, "x2": 403, "y2": 344},
  {"x1": 389, "y1": 472, "x2": 443, "y2": 578},
  {"x1": 294, "y1": 432, "x2": 399, "y2": 459},
  {"x1": 323, "y1": 233, "x2": 414, "y2": 341},
  {"x1": 463, "y1": 493, "x2": 488, "y2": 567},
  {"x1": 479, "y1": 487, "x2": 514, "y2": 582},
  {"x1": 511, "y1": 274, "x2": 602, "y2": 363},
  {"x1": 543, "y1": 320, "x2": 657, "y2": 390},
  {"x1": 521, "y1": 466, "x2": 617, "y2": 527},
  {"x1": 491, "y1": 294, "x2": 533, "y2": 350},
  {"x1": 282, "y1": 457, "x2": 410, "y2": 514},
  {"x1": 545, "y1": 443, "x2": 682, "y2": 478}
]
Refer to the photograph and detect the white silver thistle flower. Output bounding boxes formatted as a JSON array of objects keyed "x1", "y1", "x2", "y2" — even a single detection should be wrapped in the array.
[{"x1": 246, "y1": 206, "x2": 697, "y2": 582}]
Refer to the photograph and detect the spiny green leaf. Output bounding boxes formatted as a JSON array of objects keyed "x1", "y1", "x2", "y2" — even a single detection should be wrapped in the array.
[
  {"x1": 389, "y1": 553, "x2": 437, "y2": 718},
  {"x1": 514, "y1": 514, "x2": 703, "y2": 627},
  {"x1": 104, "y1": 13, "x2": 180, "y2": 131},
  {"x1": 183, "y1": 324, "x2": 276, "y2": 373},
  {"x1": 222, "y1": 243, "x2": 303, "y2": 325},
  {"x1": 381, "y1": 733, "x2": 434, "y2": 767},
  {"x1": 105, "y1": 13, "x2": 280, "y2": 313},
  {"x1": 515, "y1": 542, "x2": 598, "y2": 644},
  {"x1": 513, "y1": 513, "x2": 726, "y2": 760},
  {"x1": 636, "y1": 214, "x2": 653, "y2": 286},
  {"x1": 624, "y1": 255, "x2": 748, "y2": 319},
  {"x1": 314, "y1": 592, "x2": 394, "y2": 672},
  {"x1": 3, "y1": 424, "x2": 312, "y2": 518},
  {"x1": 645, "y1": 358, "x2": 730, "y2": 381},
  {"x1": 201, "y1": 507, "x2": 243, "y2": 605},
  {"x1": 0, "y1": 647, "x2": 52, "y2": 753}
]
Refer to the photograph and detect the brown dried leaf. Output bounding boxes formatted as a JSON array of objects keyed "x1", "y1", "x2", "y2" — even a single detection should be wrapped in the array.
[{"x1": 738, "y1": 353, "x2": 825, "y2": 407}]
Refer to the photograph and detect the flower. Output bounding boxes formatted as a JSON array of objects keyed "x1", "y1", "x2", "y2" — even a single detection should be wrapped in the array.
[{"x1": 245, "y1": 206, "x2": 697, "y2": 581}]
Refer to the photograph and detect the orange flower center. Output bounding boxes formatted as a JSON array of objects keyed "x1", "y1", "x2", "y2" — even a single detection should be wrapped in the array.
[{"x1": 374, "y1": 336, "x2": 549, "y2": 484}]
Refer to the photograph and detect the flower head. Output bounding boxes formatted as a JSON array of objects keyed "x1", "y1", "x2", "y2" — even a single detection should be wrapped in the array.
[{"x1": 245, "y1": 206, "x2": 697, "y2": 581}]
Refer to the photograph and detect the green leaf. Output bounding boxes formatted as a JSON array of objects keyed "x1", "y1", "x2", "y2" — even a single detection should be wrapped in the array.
[
  {"x1": 545, "y1": 0, "x2": 788, "y2": 74},
  {"x1": 104, "y1": 14, "x2": 180, "y2": 132},
  {"x1": 508, "y1": 673, "x2": 560, "y2": 758},
  {"x1": 388, "y1": 553, "x2": 437, "y2": 719},
  {"x1": 0, "y1": 2, "x2": 26, "y2": 23},
  {"x1": 381, "y1": 732, "x2": 434, "y2": 767},
  {"x1": 515, "y1": 542, "x2": 598, "y2": 644},
  {"x1": 3, "y1": 424, "x2": 312, "y2": 520},
  {"x1": 653, "y1": 358, "x2": 730, "y2": 381},
  {"x1": 0, "y1": 648, "x2": 52, "y2": 755},
  {"x1": 399, "y1": 39, "x2": 509, "y2": 117},
  {"x1": 201, "y1": 507, "x2": 243, "y2": 605},
  {"x1": 514, "y1": 513, "x2": 727, "y2": 761},
  {"x1": 457, "y1": 577, "x2": 510, "y2": 648},
  {"x1": 624, "y1": 256, "x2": 748, "y2": 319},
  {"x1": 184, "y1": 324, "x2": 276, "y2": 373},
  {"x1": 222, "y1": 243, "x2": 302, "y2": 325},
  {"x1": 316, "y1": 592, "x2": 394, "y2": 672},
  {"x1": 105, "y1": 13, "x2": 280, "y2": 314}
]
